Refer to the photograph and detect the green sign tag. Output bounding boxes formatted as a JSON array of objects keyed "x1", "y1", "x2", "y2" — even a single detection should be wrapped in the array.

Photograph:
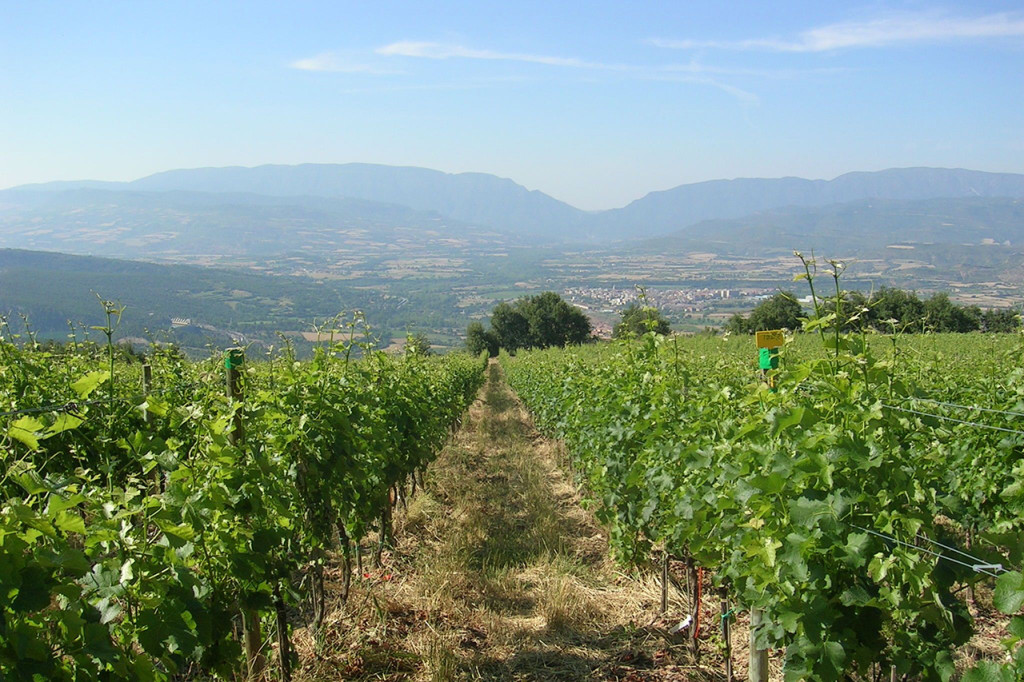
[
  {"x1": 758, "y1": 347, "x2": 779, "y2": 370},
  {"x1": 225, "y1": 348, "x2": 245, "y2": 369}
]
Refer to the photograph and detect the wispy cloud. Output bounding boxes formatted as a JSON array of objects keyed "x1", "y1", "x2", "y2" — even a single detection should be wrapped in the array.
[
  {"x1": 374, "y1": 41, "x2": 761, "y2": 103},
  {"x1": 662, "y1": 61, "x2": 849, "y2": 79},
  {"x1": 292, "y1": 41, "x2": 774, "y2": 104},
  {"x1": 643, "y1": 74, "x2": 760, "y2": 105},
  {"x1": 290, "y1": 52, "x2": 400, "y2": 74},
  {"x1": 651, "y1": 11, "x2": 1024, "y2": 52},
  {"x1": 334, "y1": 76, "x2": 538, "y2": 95},
  {"x1": 376, "y1": 41, "x2": 618, "y2": 69}
]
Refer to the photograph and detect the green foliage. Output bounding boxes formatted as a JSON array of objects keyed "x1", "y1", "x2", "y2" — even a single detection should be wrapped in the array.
[
  {"x1": 405, "y1": 331, "x2": 433, "y2": 356},
  {"x1": 821, "y1": 290, "x2": 870, "y2": 332},
  {"x1": 866, "y1": 287, "x2": 1006, "y2": 333},
  {"x1": 489, "y1": 301, "x2": 532, "y2": 352},
  {"x1": 520, "y1": 292, "x2": 592, "y2": 349},
  {"x1": 982, "y1": 307, "x2": 1022, "y2": 333},
  {"x1": 724, "y1": 312, "x2": 751, "y2": 334},
  {"x1": 474, "y1": 292, "x2": 592, "y2": 353},
  {"x1": 502, "y1": 258, "x2": 1024, "y2": 680},
  {"x1": 728, "y1": 292, "x2": 804, "y2": 333},
  {"x1": 0, "y1": 325, "x2": 486, "y2": 679},
  {"x1": 963, "y1": 572, "x2": 1024, "y2": 680},
  {"x1": 727, "y1": 284, "x2": 1019, "y2": 335},
  {"x1": 465, "y1": 321, "x2": 499, "y2": 357},
  {"x1": 922, "y1": 292, "x2": 981, "y2": 332},
  {"x1": 871, "y1": 286, "x2": 947, "y2": 333},
  {"x1": 613, "y1": 303, "x2": 671, "y2": 338}
]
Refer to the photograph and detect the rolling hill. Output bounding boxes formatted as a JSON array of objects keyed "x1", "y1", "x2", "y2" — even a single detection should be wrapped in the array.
[
  {"x1": 0, "y1": 248, "x2": 368, "y2": 340},
  {"x1": 597, "y1": 168, "x2": 1024, "y2": 238},
  {"x1": 0, "y1": 188, "x2": 507, "y2": 260},
  {"x1": 0, "y1": 248, "x2": 484, "y2": 352},
  {"x1": 638, "y1": 196, "x2": 1024, "y2": 253},
  {"x1": 11, "y1": 164, "x2": 1024, "y2": 244},
  {"x1": 13, "y1": 164, "x2": 588, "y2": 240},
  {"x1": 4, "y1": 165, "x2": 1024, "y2": 260}
]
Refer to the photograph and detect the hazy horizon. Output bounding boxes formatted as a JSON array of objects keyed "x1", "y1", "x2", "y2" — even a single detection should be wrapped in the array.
[
  {"x1": 3, "y1": 1, "x2": 1023, "y2": 209},
  {"x1": 9, "y1": 162, "x2": 1024, "y2": 213}
]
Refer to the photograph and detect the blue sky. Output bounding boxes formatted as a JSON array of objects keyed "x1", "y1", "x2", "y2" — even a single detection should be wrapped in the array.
[{"x1": 2, "y1": 1, "x2": 1023, "y2": 209}]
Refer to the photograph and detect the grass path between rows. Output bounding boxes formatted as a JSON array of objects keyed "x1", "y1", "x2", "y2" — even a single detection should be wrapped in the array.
[
  {"x1": 293, "y1": 361, "x2": 744, "y2": 681},
  {"x1": 284, "y1": 361, "x2": 1013, "y2": 681}
]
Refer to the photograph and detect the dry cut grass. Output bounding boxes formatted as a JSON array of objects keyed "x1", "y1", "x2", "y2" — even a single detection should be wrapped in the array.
[
  {"x1": 284, "y1": 361, "x2": 1016, "y2": 682},
  {"x1": 291, "y1": 362, "x2": 736, "y2": 681}
]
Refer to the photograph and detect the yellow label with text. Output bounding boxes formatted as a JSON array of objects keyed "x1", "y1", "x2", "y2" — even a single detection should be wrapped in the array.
[{"x1": 755, "y1": 330, "x2": 785, "y2": 349}]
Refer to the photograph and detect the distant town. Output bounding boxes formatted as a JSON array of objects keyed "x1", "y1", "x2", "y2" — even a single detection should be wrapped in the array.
[{"x1": 564, "y1": 285, "x2": 775, "y2": 313}]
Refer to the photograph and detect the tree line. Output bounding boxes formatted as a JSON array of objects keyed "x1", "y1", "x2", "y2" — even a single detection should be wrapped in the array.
[
  {"x1": 466, "y1": 292, "x2": 592, "y2": 355},
  {"x1": 726, "y1": 287, "x2": 1021, "y2": 334},
  {"x1": 466, "y1": 292, "x2": 678, "y2": 356},
  {"x1": 466, "y1": 286, "x2": 1020, "y2": 357}
]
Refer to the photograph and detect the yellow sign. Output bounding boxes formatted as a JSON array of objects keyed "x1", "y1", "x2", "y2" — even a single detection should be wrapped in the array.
[{"x1": 755, "y1": 329, "x2": 785, "y2": 349}]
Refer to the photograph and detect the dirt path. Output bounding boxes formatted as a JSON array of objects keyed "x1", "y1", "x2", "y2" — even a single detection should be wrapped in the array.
[{"x1": 294, "y1": 363, "x2": 736, "y2": 681}]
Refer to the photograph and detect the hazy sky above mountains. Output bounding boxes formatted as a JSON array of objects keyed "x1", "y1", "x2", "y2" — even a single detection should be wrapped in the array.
[{"x1": 2, "y1": 1, "x2": 1023, "y2": 209}]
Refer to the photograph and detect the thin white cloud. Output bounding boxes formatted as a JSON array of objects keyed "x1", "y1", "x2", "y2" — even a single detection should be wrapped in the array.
[
  {"x1": 334, "y1": 76, "x2": 537, "y2": 95},
  {"x1": 290, "y1": 52, "x2": 401, "y2": 74},
  {"x1": 650, "y1": 11, "x2": 1024, "y2": 52},
  {"x1": 643, "y1": 74, "x2": 760, "y2": 105},
  {"x1": 662, "y1": 61, "x2": 849, "y2": 78},
  {"x1": 376, "y1": 41, "x2": 618, "y2": 69},
  {"x1": 294, "y1": 41, "x2": 769, "y2": 104}
]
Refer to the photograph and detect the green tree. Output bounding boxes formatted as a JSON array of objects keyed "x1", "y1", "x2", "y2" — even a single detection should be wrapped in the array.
[
  {"x1": 748, "y1": 292, "x2": 804, "y2": 331},
  {"x1": 490, "y1": 301, "x2": 532, "y2": 352},
  {"x1": 521, "y1": 292, "x2": 592, "y2": 348},
  {"x1": 869, "y1": 287, "x2": 925, "y2": 332},
  {"x1": 724, "y1": 312, "x2": 751, "y2": 334},
  {"x1": 478, "y1": 293, "x2": 592, "y2": 353},
  {"x1": 982, "y1": 308, "x2": 1021, "y2": 333},
  {"x1": 822, "y1": 290, "x2": 870, "y2": 332},
  {"x1": 920, "y1": 293, "x2": 980, "y2": 332},
  {"x1": 465, "y1": 321, "x2": 499, "y2": 357},
  {"x1": 405, "y1": 332, "x2": 432, "y2": 356},
  {"x1": 613, "y1": 303, "x2": 671, "y2": 338}
]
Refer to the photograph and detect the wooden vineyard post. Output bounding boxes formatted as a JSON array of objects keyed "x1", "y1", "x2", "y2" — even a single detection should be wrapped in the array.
[
  {"x1": 227, "y1": 348, "x2": 266, "y2": 680},
  {"x1": 274, "y1": 584, "x2": 292, "y2": 682},
  {"x1": 661, "y1": 551, "x2": 669, "y2": 613},
  {"x1": 749, "y1": 608, "x2": 768, "y2": 682},
  {"x1": 749, "y1": 331, "x2": 780, "y2": 681},
  {"x1": 687, "y1": 560, "x2": 700, "y2": 660},
  {"x1": 721, "y1": 588, "x2": 733, "y2": 681},
  {"x1": 242, "y1": 608, "x2": 266, "y2": 681},
  {"x1": 376, "y1": 487, "x2": 394, "y2": 567}
]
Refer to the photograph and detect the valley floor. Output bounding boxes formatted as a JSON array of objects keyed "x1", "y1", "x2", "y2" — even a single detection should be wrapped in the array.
[{"x1": 291, "y1": 362, "x2": 754, "y2": 681}]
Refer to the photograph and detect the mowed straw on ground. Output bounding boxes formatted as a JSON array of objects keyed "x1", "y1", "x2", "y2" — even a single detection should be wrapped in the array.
[{"x1": 291, "y1": 362, "x2": 751, "y2": 681}]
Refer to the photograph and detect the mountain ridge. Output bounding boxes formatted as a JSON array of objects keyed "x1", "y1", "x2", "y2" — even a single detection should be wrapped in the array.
[
  {"x1": 11, "y1": 163, "x2": 588, "y2": 239},
  {"x1": 8, "y1": 164, "x2": 1024, "y2": 241},
  {"x1": 597, "y1": 167, "x2": 1024, "y2": 237},
  {"x1": 636, "y1": 196, "x2": 1024, "y2": 255}
]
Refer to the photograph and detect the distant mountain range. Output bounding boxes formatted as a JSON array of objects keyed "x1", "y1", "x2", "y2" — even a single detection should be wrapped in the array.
[
  {"x1": 597, "y1": 168, "x2": 1024, "y2": 238},
  {"x1": 640, "y1": 196, "x2": 1024, "y2": 254},
  {"x1": 0, "y1": 187, "x2": 506, "y2": 260},
  {"x1": 10, "y1": 164, "x2": 586, "y2": 240},
  {"x1": 5, "y1": 164, "x2": 1024, "y2": 247}
]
